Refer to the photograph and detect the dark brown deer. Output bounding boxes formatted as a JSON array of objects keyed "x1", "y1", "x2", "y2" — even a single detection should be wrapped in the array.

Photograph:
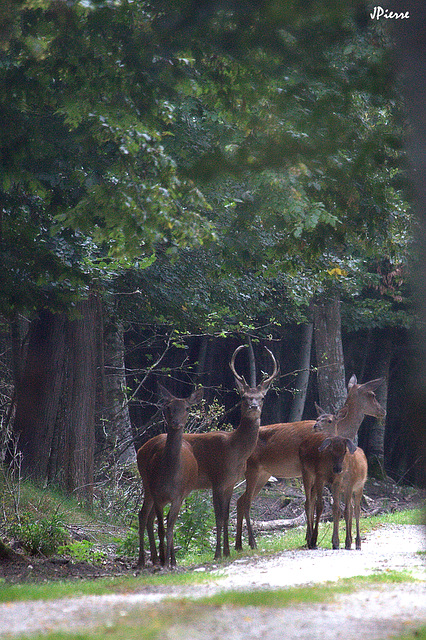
[
  {"x1": 299, "y1": 430, "x2": 357, "y2": 549},
  {"x1": 235, "y1": 374, "x2": 384, "y2": 550},
  {"x1": 183, "y1": 344, "x2": 279, "y2": 559},
  {"x1": 136, "y1": 385, "x2": 203, "y2": 568}
]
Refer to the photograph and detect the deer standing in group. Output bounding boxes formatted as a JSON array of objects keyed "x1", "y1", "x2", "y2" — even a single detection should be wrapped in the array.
[
  {"x1": 137, "y1": 344, "x2": 279, "y2": 566},
  {"x1": 183, "y1": 344, "x2": 279, "y2": 558},
  {"x1": 235, "y1": 374, "x2": 385, "y2": 550},
  {"x1": 136, "y1": 385, "x2": 203, "y2": 568},
  {"x1": 299, "y1": 411, "x2": 368, "y2": 550}
]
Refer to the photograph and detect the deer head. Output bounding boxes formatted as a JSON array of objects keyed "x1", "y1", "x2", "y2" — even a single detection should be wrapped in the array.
[
  {"x1": 229, "y1": 344, "x2": 279, "y2": 417},
  {"x1": 318, "y1": 436, "x2": 357, "y2": 474},
  {"x1": 158, "y1": 384, "x2": 204, "y2": 431},
  {"x1": 344, "y1": 374, "x2": 386, "y2": 420},
  {"x1": 313, "y1": 405, "x2": 337, "y2": 434}
]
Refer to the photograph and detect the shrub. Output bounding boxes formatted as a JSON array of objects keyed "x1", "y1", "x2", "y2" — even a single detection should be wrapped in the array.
[
  {"x1": 174, "y1": 490, "x2": 215, "y2": 557},
  {"x1": 115, "y1": 526, "x2": 139, "y2": 558},
  {"x1": 58, "y1": 540, "x2": 107, "y2": 564},
  {"x1": 8, "y1": 513, "x2": 68, "y2": 556}
]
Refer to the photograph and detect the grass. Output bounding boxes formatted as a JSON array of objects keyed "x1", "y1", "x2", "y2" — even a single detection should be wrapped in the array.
[
  {"x1": 0, "y1": 569, "x2": 213, "y2": 603},
  {"x1": 4, "y1": 573, "x2": 422, "y2": 640},
  {"x1": 0, "y1": 507, "x2": 422, "y2": 604},
  {"x1": 195, "y1": 570, "x2": 417, "y2": 608},
  {"x1": 0, "y1": 473, "x2": 424, "y2": 605}
]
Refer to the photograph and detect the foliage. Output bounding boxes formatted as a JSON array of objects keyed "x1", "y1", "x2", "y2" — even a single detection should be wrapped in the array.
[
  {"x1": 115, "y1": 526, "x2": 139, "y2": 559},
  {"x1": 7, "y1": 512, "x2": 68, "y2": 556},
  {"x1": 0, "y1": 0, "x2": 215, "y2": 317},
  {"x1": 58, "y1": 540, "x2": 107, "y2": 565},
  {"x1": 0, "y1": 0, "x2": 414, "y2": 332},
  {"x1": 174, "y1": 490, "x2": 216, "y2": 557}
]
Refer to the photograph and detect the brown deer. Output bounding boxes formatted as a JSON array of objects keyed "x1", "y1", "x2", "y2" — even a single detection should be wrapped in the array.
[
  {"x1": 235, "y1": 374, "x2": 384, "y2": 550},
  {"x1": 136, "y1": 385, "x2": 203, "y2": 568},
  {"x1": 299, "y1": 430, "x2": 357, "y2": 549},
  {"x1": 183, "y1": 344, "x2": 279, "y2": 559}
]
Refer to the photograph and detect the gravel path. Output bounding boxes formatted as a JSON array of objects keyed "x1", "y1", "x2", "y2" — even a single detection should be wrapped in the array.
[{"x1": 0, "y1": 524, "x2": 425, "y2": 639}]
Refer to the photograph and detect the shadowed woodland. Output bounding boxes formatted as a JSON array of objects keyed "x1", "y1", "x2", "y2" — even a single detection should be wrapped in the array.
[{"x1": 0, "y1": 0, "x2": 425, "y2": 575}]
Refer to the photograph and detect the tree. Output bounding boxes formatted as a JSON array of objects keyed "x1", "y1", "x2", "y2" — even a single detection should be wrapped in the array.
[
  {"x1": 0, "y1": 0, "x2": 415, "y2": 490},
  {"x1": 12, "y1": 300, "x2": 97, "y2": 502}
]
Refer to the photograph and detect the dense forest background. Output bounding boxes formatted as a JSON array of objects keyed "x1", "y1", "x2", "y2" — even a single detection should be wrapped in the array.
[{"x1": 0, "y1": 0, "x2": 424, "y2": 504}]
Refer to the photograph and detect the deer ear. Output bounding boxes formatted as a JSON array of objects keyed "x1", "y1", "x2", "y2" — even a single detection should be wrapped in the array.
[
  {"x1": 347, "y1": 374, "x2": 357, "y2": 390},
  {"x1": 345, "y1": 439, "x2": 357, "y2": 454},
  {"x1": 315, "y1": 402, "x2": 326, "y2": 416},
  {"x1": 158, "y1": 384, "x2": 174, "y2": 402},
  {"x1": 189, "y1": 387, "x2": 204, "y2": 405},
  {"x1": 336, "y1": 405, "x2": 348, "y2": 421},
  {"x1": 318, "y1": 438, "x2": 332, "y2": 452},
  {"x1": 359, "y1": 378, "x2": 384, "y2": 393}
]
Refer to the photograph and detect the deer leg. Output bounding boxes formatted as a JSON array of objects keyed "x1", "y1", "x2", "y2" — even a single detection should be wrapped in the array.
[
  {"x1": 137, "y1": 494, "x2": 154, "y2": 567},
  {"x1": 221, "y1": 487, "x2": 235, "y2": 557},
  {"x1": 147, "y1": 506, "x2": 158, "y2": 565},
  {"x1": 165, "y1": 500, "x2": 182, "y2": 568},
  {"x1": 353, "y1": 487, "x2": 363, "y2": 550},
  {"x1": 344, "y1": 494, "x2": 353, "y2": 550},
  {"x1": 235, "y1": 492, "x2": 246, "y2": 551},
  {"x1": 155, "y1": 505, "x2": 166, "y2": 566},
  {"x1": 302, "y1": 472, "x2": 316, "y2": 549},
  {"x1": 311, "y1": 481, "x2": 324, "y2": 549},
  {"x1": 212, "y1": 489, "x2": 225, "y2": 559},
  {"x1": 236, "y1": 470, "x2": 270, "y2": 550},
  {"x1": 331, "y1": 480, "x2": 341, "y2": 550}
]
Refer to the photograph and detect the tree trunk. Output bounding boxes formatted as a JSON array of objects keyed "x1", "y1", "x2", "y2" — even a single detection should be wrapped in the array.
[
  {"x1": 101, "y1": 317, "x2": 135, "y2": 466},
  {"x1": 62, "y1": 298, "x2": 97, "y2": 503},
  {"x1": 13, "y1": 300, "x2": 98, "y2": 504},
  {"x1": 313, "y1": 295, "x2": 346, "y2": 413},
  {"x1": 288, "y1": 322, "x2": 313, "y2": 421},
  {"x1": 365, "y1": 329, "x2": 394, "y2": 479},
  {"x1": 13, "y1": 310, "x2": 67, "y2": 481},
  {"x1": 247, "y1": 336, "x2": 256, "y2": 387}
]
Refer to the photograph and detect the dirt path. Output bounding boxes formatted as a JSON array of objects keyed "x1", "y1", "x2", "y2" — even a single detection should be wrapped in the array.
[{"x1": 0, "y1": 524, "x2": 425, "y2": 639}]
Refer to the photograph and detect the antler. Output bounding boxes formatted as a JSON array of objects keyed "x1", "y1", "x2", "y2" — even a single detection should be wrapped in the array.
[
  {"x1": 229, "y1": 344, "x2": 249, "y2": 386},
  {"x1": 230, "y1": 344, "x2": 279, "y2": 389},
  {"x1": 261, "y1": 347, "x2": 279, "y2": 387}
]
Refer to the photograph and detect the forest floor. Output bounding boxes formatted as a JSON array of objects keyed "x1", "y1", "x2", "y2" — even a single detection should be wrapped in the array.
[
  {"x1": 0, "y1": 477, "x2": 425, "y2": 639},
  {"x1": 0, "y1": 476, "x2": 424, "y2": 584}
]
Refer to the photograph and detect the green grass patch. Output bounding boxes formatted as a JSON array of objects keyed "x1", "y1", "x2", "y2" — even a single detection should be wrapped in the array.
[
  {"x1": 195, "y1": 570, "x2": 417, "y2": 608},
  {"x1": 392, "y1": 626, "x2": 426, "y2": 640},
  {"x1": 0, "y1": 567, "x2": 215, "y2": 603},
  {"x1": 5, "y1": 573, "x2": 420, "y2": 640},
  {"x1": 249, "y1": 507, "x2": 425, "y2": 554},
  {"x1": 7, "y1": 625, "x2": 164, "y2": 640}
]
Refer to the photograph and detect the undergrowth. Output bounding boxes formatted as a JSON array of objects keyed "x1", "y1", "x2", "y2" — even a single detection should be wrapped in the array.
[{"x1": 0, "y1": 465, "x2": 424, "y2": 569}]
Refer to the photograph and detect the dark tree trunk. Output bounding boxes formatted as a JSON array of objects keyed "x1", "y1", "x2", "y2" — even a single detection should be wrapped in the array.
[
  {"x1": 13, "y1": 310, "x2": 66, "y2": 480},
  {"x1": 288, "y1": 321, "x2": 313, "y2": 422},
  {"x1": 62, "y1": 298, "x2": 97, "y2": 502},
  {"x1": 12, "y1": 299, "x2": 98, "y2": 503},
  {"x1": 364, "y1": 329, "x2": 394, "y2": 479},
  {"x1": 313, "y1": 295, "x2": 346, "y2": 413},
  {"x1": 247, "y1": 336, "x2": 256, "y2": 387}
]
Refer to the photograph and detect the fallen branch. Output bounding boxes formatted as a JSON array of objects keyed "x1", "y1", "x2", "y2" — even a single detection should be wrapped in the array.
[{"x1": 236, "y1": 512, "x2": 307, "y2": 532}]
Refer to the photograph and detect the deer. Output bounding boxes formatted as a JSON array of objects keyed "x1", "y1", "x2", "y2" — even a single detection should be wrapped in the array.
[
  {"x1": 235, "y1": 374, "x2": 384, "y2": 550},
  {"x1": 182, "y1": 344, "x2": 279, "y2": 559},
  {"x1": 136, "y1": 384, "x2": 203, "y2": 568},
  {"x1": 299, "y1": 429, "x2": 357, "y2": 549}
]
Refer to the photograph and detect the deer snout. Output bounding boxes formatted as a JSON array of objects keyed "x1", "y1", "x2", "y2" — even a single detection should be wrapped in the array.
[
  {"x1": 333, "y1": 460, "x2": 344, "y2": 474},
  {"x1": 246, "y1": 398, "x2": 262, "y2": 413}
]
